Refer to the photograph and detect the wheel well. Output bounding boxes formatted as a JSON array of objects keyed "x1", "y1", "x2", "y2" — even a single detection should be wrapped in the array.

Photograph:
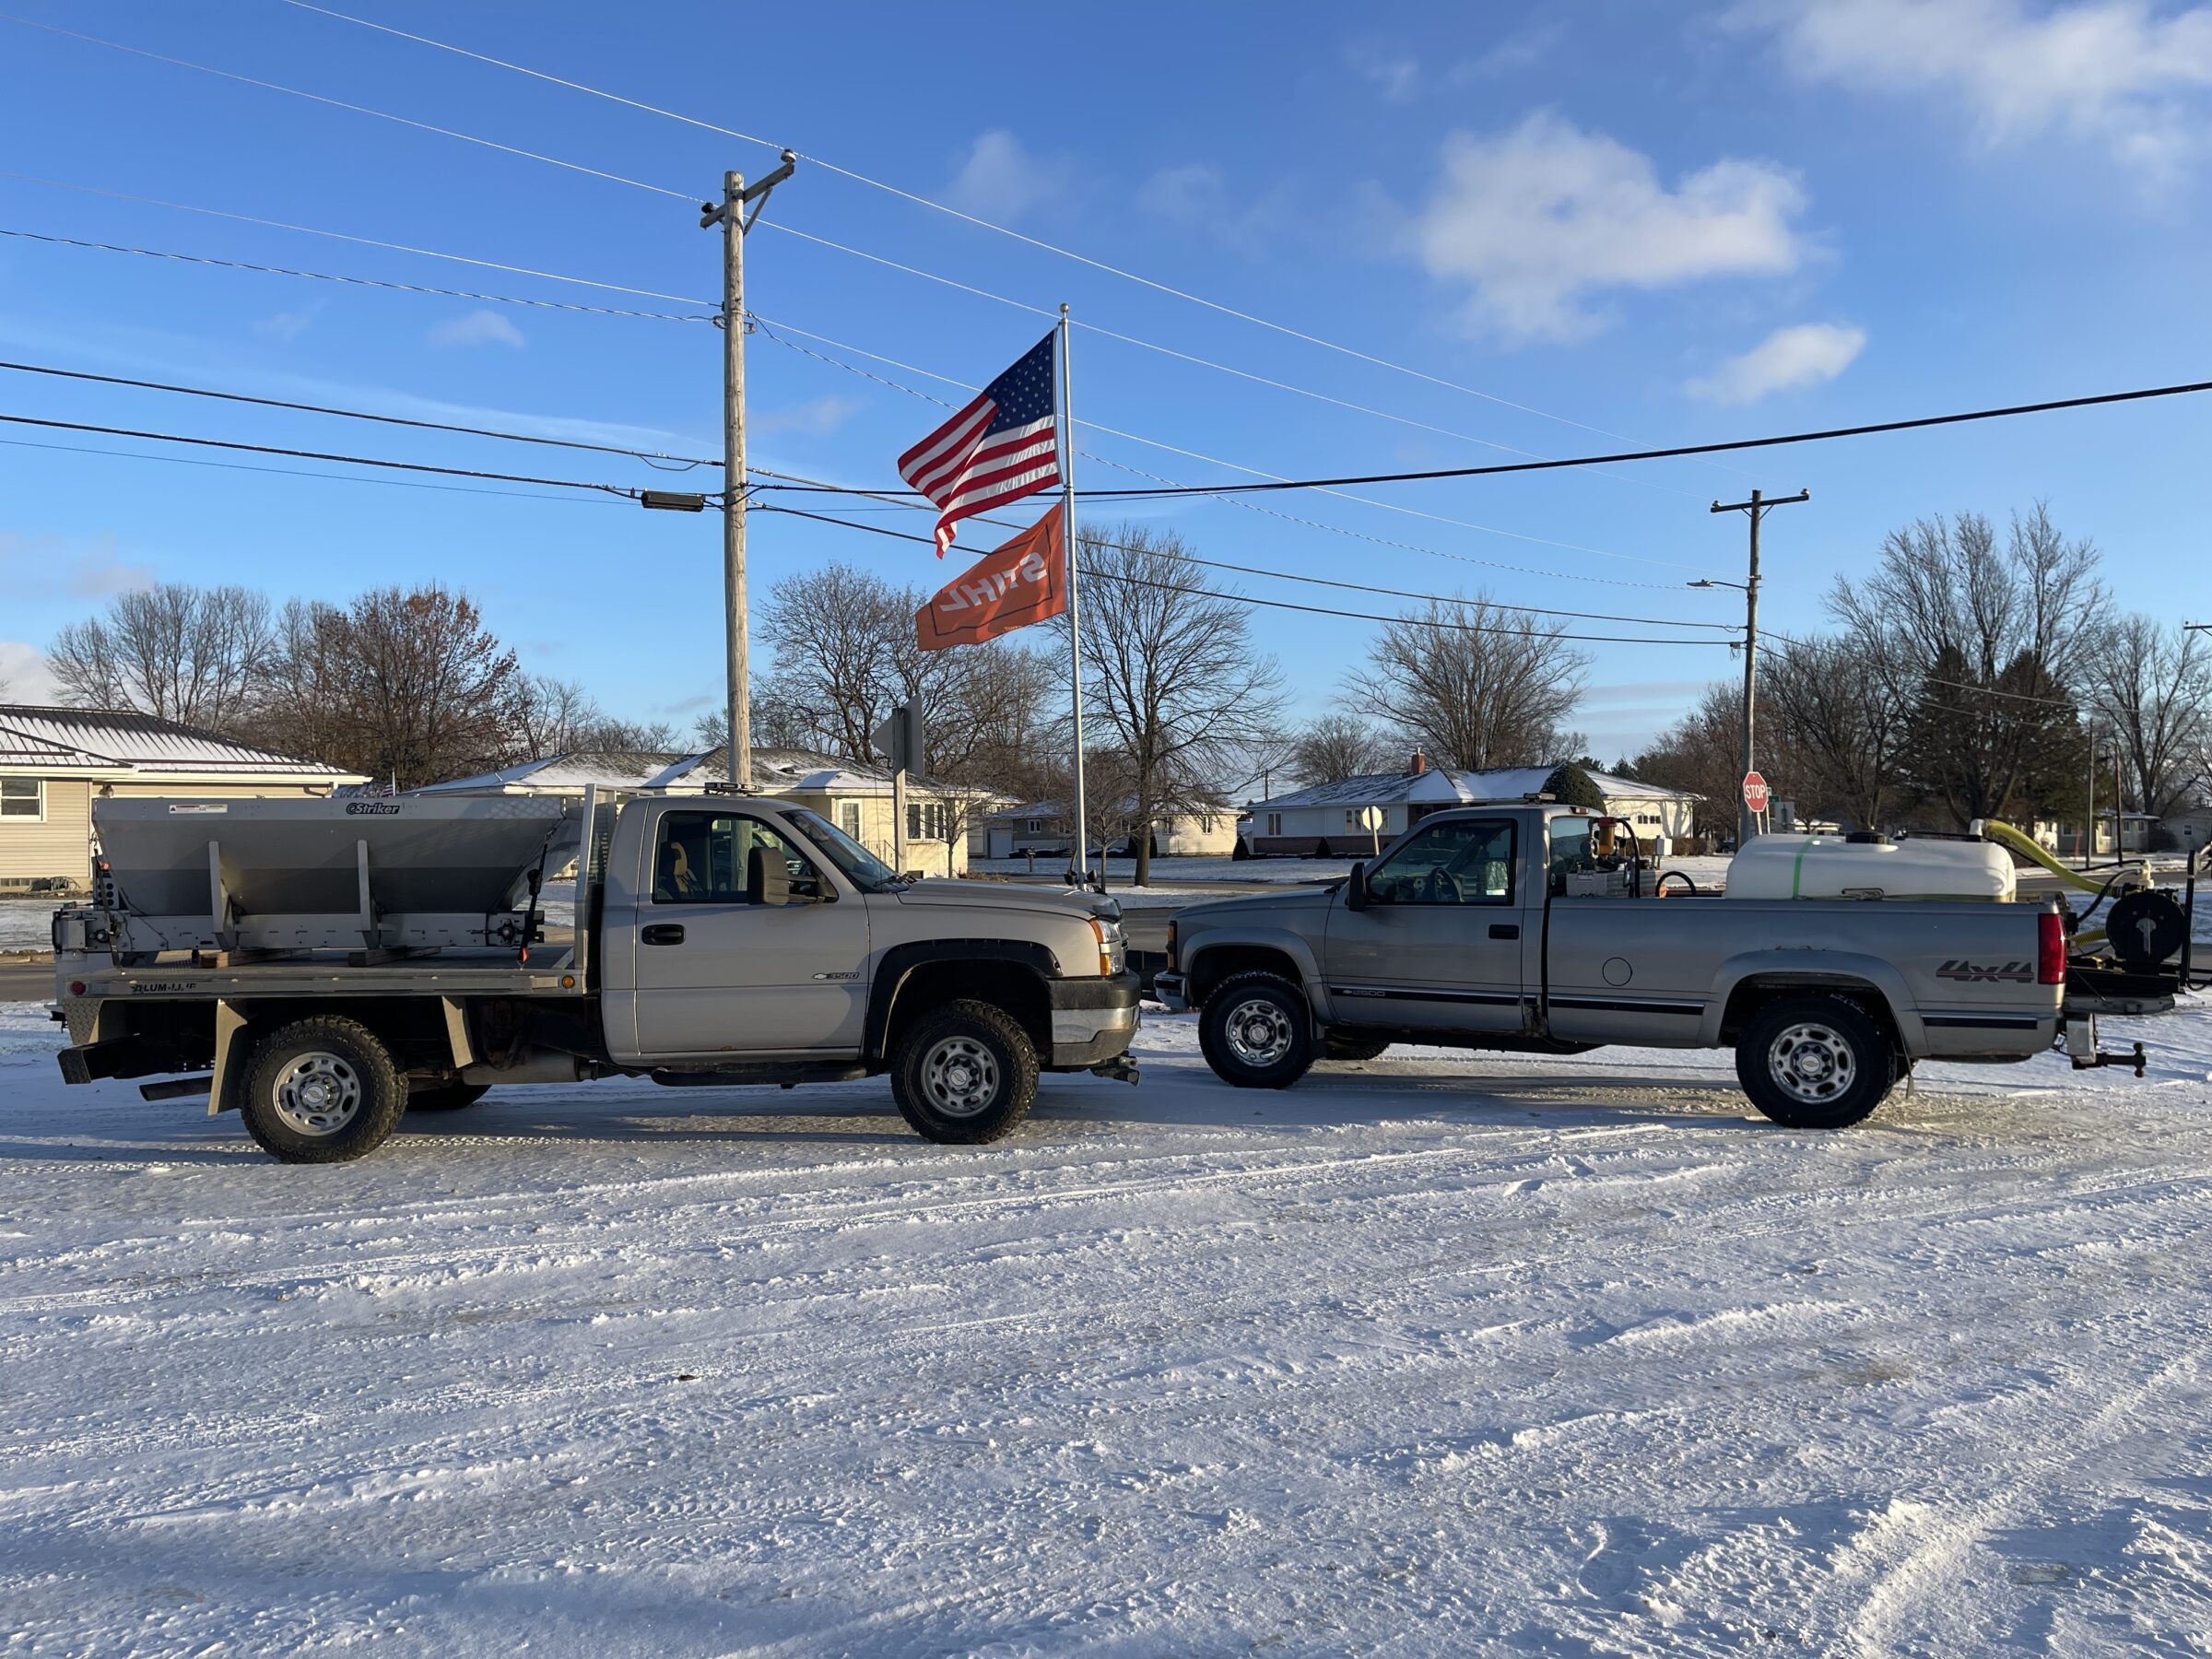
[
  {"x1": 1186, "y1": 944, "x2": 1303, "y2": 1006},
  {"x1": 1721, "y1": 977, "x2": 1901, "y2": 1053},
  {"x1": 880, "y1": 961, "x2": 1050, "y2": 1058}
]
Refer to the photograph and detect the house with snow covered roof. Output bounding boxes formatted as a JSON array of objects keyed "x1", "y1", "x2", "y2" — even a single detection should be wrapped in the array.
[
  {"x1": 1241, "y1": 753, "x2": 1700, "y2": 857},
  {"x1": 972, "y1": 795, "x2": 1238, "y2": 860},
  {"x1": 0, "y1": 703, "x2": 366, "y2": 893},
  {"x1": 418, "y1": 746, "x2": 1001, "y2": 877}
]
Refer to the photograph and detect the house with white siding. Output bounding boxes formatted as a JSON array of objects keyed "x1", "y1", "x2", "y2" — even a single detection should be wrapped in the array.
[
  {"x1": 0, "y1": 705, "x2": 365, "y2": 893},
  {"x1": 1242, "y1": 756, "x2": 1700, "y2": 857},
  {"x1": 418, "y1": 747, "x2": 995, "y2": 877},
  {"x1": 971, "y1": 796, "x2": 1240, "y2": 860}
]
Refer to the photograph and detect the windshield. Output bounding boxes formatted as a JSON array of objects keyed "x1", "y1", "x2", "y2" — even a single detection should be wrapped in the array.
[{"x1": 784, "y1": 806, "x2": 903, "y2": 893}]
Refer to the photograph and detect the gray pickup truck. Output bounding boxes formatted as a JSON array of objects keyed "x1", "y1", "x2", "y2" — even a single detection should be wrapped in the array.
[
  {"x1": 1155, "y1": 802, "x2": 2076, "y2": 1128},
  {"x1": 50, "y1": 791, "x2": 1138, "y2": 1162}
]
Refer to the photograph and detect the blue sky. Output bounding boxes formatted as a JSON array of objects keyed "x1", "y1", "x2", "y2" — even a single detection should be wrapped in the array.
[{"x1": 4, "y1": 0, "x2": 2210, "y2": 764}]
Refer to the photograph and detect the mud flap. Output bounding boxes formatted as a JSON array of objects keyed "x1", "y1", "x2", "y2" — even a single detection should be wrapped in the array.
[{"x1": 206, "y1": 1000, "x2": 249, "y2": 1115}]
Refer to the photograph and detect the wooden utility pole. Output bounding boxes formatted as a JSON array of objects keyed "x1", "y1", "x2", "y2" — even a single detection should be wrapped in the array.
[
  {"x1": 700, "y1": 152, "x2": 794, "y2": 794},
  {"x1": 1706, "y1": 488, "x2": 1808, "y2": 848}
]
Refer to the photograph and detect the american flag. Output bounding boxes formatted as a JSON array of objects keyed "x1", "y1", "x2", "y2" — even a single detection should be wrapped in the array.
[{"x1": 898, "y1": 330, "x2": 1061, "y2": 556}]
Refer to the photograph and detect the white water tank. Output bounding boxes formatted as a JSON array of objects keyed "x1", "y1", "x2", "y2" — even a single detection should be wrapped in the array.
[{"x1": 1723, "y1": 834, "x2": 2016, "y2": 901}]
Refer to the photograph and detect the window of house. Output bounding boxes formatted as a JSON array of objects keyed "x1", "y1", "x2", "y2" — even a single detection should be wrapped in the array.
[
  {"x1": 908, "y1": 800, "x2": 948, "y2": 841},
  {"x1": 652, "y1": 811, "x2": 821, "y2": 903},
  {"x1": 1265, "y1": 812, "x2": 1282, "y2": 837},
  {"x1": 839, "y1": 801, "x2": 862, "y2": 839},
  {"x1": 1026, "y1": 818, "x2": 1044, "y2": 833},
  {"x1": 0, "y1": 778, "x2": 42, "y2": 820}
]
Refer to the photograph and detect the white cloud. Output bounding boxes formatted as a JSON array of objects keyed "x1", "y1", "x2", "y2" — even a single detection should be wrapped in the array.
[
  {"x1": 1409, "y1": 112, "x2": 1807, "y2": 343},
  {"x1": 0, "y1": 640, "x2": 62, "y2": 703},
  {"x1": 1345, "y1": 40, "x2": 1420, "y2": 101},
  {"x1": 944, "y1": 130, "x2": 1069, "y2": 222},
  {"x1": 428, "y1": 309, "x2": 526, "y2": 349},
  {"x1": 750, "y1": 394, "x2": 865, "y2": 438},
  {"x1": 1688, "y1": 323, "x2": 1866, "y2": 404},
  {"x1": 253, "y1": 304, "x2": 321, "y2": 343},
  {"x1": 0, "y1": 531, "x2": 155, "y2": 600},
  {"x1": 1746, "y1": 0, "x2": 2212, "y2": 181},
  {"x1": 1136, "y1": 163, "x2": 1296, "y2": 256}
]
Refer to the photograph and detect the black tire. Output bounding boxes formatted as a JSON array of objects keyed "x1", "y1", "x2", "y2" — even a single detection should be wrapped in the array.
[
  {"x1": 1199, "y1": 971, "x2": 1315, "y2": 1089},
  {"x1": 407, "y1": 1081, "x2": 490, "y2": 1113},
  {"x1": 1735, "y1": 995, "x2": 1898, "y2": 1129},
  {"x1": 1324, "y1": 1031, "x2": 1392, "y2": 1063},
  {"x1": 238, "y1": 1016, "x2": 408, "y2": 1163},
  {"x1": 888, "y1": 999, "x2": 1039, "y2": 1144}
]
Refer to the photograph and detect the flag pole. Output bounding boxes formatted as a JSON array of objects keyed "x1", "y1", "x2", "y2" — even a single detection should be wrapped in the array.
[{"x1": 1057, "y1": 302, "x2": 1090, "y2": 888}]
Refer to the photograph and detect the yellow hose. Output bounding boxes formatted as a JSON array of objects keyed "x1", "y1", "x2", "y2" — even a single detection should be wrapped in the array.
[{"x1": 1978, "y1": 818, "x2": 2142, "y2": 895}]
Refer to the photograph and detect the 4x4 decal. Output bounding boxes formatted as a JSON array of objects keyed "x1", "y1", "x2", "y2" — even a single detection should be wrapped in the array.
[{"x1": 1936, "y1": 959, "x2": 2034, "y2": 983}]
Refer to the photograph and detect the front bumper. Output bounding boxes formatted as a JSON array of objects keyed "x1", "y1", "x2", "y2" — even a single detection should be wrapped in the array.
[
  {"x1": 1045, "y1": 970, "x2": 1142, "y2": 1067},
  {"x1": 1152, "y1": 971, "x2": 1189, "y2": 1014}
]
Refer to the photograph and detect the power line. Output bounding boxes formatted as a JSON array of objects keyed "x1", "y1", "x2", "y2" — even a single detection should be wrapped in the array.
[
  {"x1": 0, "y1": 173, "x2": 712, "y2": 305},
  {"x1": 0, "y1": 227, "x2": 713, "y2": 321},
  {"x1": 745, "y1": 314, "x2": 1722, "y2": 585},
  {"x1": 8, "y1": 14, "x2": 1690, "y2": 493},
  {"x1": 750, "y1": 468, "x2": 1739, "y2": 631},
  {"x1": 0, "y1": 412, "x2": 658, "y2": 497},
  {"x1": 0, "y1": 359, "x2": 715, "y2": 468},
  {"x1": 271, "y1": 0, "x2": 1730, "y2": 469},
  {"x1": 0, "y1": 14, "x2": 692, "y2": 202},
  {"x1": 0, "y1": 434, "x2": 629, "y2": 504},
  {"x1": 758, "y1": 504, "x2": 1738, "y2": 647},
  {"x1": 1073, "y1": 376, "x2": 2212, "y2": 498}
]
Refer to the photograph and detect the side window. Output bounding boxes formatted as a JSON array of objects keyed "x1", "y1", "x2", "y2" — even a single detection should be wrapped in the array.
[
  {"x1": 1366, "y1": 818, "x2": 1515, "y2": 906},
  {"x1": 652, "y1": 811, "x2": 821, "y2": 903},
  {"x1": 839, "y1": 801, "x2": 862, "y2": 840},
  {"x1": 0, "y1": 778, "x2": 43, "y2": 819},
  {"x1": 1547, "y1": 818, "x2": 1594, "y2": 896}
]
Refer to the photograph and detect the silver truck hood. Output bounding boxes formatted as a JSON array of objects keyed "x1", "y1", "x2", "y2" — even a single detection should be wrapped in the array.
[
  {"x1": 891, "y1": 881, "x2": 1105, "y2": 921},
  {"x1": 1175, "y1": 886, "x2": 1333, "y2": 922}
]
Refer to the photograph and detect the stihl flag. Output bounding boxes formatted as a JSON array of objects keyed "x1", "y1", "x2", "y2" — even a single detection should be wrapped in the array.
[
  {"x1": 915, "y1": 503, "x2": 1066, "y2": 651},
  {"x1": 897, "y1": 331, "x2": 1061, "y2": 555}
]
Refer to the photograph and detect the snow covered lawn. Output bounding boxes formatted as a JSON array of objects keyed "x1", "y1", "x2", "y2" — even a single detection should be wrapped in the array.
[
  {"x1": 4, "y1": 1001, "x2": 2211, "y2": 1654},
  {"x1": 0, "y1": 899, "x2": 56, "y2": 953}
]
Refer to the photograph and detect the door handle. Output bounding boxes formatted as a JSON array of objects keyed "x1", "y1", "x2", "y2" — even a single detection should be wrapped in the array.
[
  {"x1": 641, "y1": 924, "x2": 686, "y2": 946},
  {"x1": 1488, "y1": 923, "x2": 1520, "y2": 940}
]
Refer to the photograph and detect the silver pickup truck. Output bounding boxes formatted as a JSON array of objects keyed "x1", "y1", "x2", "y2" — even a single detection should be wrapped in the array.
[
  {"x1": 1155, "y1": 802, "x2": 2076, "y2": 1128},
  {"x1": 50, "y1": 791, "x2": 1138, "y2": 1163}
]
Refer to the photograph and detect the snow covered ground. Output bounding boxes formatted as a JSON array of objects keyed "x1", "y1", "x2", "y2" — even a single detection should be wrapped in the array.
[
  {"x1": 4, "y1": 1000, "x2": 2211, "y2": 1655},
  {"x1": 0, "y1": 899, "x2": 57, "y2": 953}
]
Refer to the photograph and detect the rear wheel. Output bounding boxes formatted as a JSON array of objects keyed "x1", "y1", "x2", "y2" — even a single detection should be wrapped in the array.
[
  {"x1": 239, "y1": 1017, "x2": 408, "y2": 1163},
  {"x1": 889, "y1": 1000, "x2": 1039, "y2": 1144},
  {"x1": 1323, "y1": 1031, "x2": 1392, "y2": 1063},
  {"x1": 1199, "y1": 972, "x2": 1314, "y2": 1089},
  {"x1": 1735, "y1": 995, "x2": 1897, "y2": 1129},
  {"x1": 407, "y1": 1081, "x2": 489, "y2": 1113}
]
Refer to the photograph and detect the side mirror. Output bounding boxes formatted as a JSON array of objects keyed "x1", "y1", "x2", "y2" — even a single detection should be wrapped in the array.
[
  {"x1": 1347, "y1": 861, "x2": 1370, "y2": 911},
  {"x1": 745, "y1": 846, "x2": 791, "y2": 907}
]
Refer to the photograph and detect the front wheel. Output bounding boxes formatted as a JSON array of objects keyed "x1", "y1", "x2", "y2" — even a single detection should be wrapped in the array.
[
  {"x1": 889, "y1": 1000, "x2": 1040, "y2": 1144},
  {"x1": 239, "y1": 1017, "x2": 408, "y2": 1163},
  {"x1": 1199, "y1": 972, "x2": 1314, "y2": 1088},
  {"x1": 1735, "y1": 995, "x2": 1897, "y2": 1129}
]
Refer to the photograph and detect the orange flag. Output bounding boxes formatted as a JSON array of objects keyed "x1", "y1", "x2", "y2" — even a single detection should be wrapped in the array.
[{"x1": 914, "y1": 502, "x2": 1067, "y2": 651}]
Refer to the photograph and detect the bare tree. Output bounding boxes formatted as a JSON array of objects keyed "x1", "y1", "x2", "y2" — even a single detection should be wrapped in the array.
[
  {"x1": 2086, "y1": 614, "x2": 2211, "y2": 818},
  {"x1": 48, "y1": 583, "x2": 274, "y2": 733},
  {"x1": 1762, "y1": 635, "x2": 1915, "y2": 830},
  {"x1": 514, "y1": 675, "x2": 679, "y2": 756},
  {"x1": 1348, "y1": 595, "x2": 1588, "y2": 772},
  {"x1": 1065, "y1": 523, "x2": 1284, "y2": 885},
  {"x1": 1288, "y1": 713, "x2": 1394, "y2": 786},
  {"x1": 1830, "y1": 503, "x2": 2104, "y2": 827}
]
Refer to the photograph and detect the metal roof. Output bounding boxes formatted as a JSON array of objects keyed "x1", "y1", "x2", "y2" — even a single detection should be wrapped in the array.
[
  {"x1": 1249, "y1": 766, "x2": 1700, "y2": 811},
  {"x1": 0, "y1": 704, "x2": 359, "y2": 778}
]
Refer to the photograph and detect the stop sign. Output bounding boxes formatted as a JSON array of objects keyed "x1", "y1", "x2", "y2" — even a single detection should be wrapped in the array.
[{"x1": 1742, "y1": 771, "x2": 1771, "y2": 813}]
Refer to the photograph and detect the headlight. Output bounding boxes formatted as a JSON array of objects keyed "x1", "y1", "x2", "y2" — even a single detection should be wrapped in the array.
[{"x1": 1087, "y1": 916, "x2": 1126, "y2": 976}]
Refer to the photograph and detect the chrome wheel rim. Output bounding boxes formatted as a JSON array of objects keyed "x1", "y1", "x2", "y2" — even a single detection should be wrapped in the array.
[
  {"x1": 920, "y1": 1036, "x2": 1001, "y2": 1118},
  {"x1": 271, "y1": 1052, "x2": 362, "y2": 1135},
  {"x1": 1223, "y1": 996, "x2": 1295, "y2": 1068},
  {"x1": 1767, "y1": 1022, "x2": 1856, "y2": 1106}
]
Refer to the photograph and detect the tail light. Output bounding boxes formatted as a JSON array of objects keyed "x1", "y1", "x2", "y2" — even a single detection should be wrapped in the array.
[{"x1": 2038, "y1": 910, "x2": 2067, "y2": 984}]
